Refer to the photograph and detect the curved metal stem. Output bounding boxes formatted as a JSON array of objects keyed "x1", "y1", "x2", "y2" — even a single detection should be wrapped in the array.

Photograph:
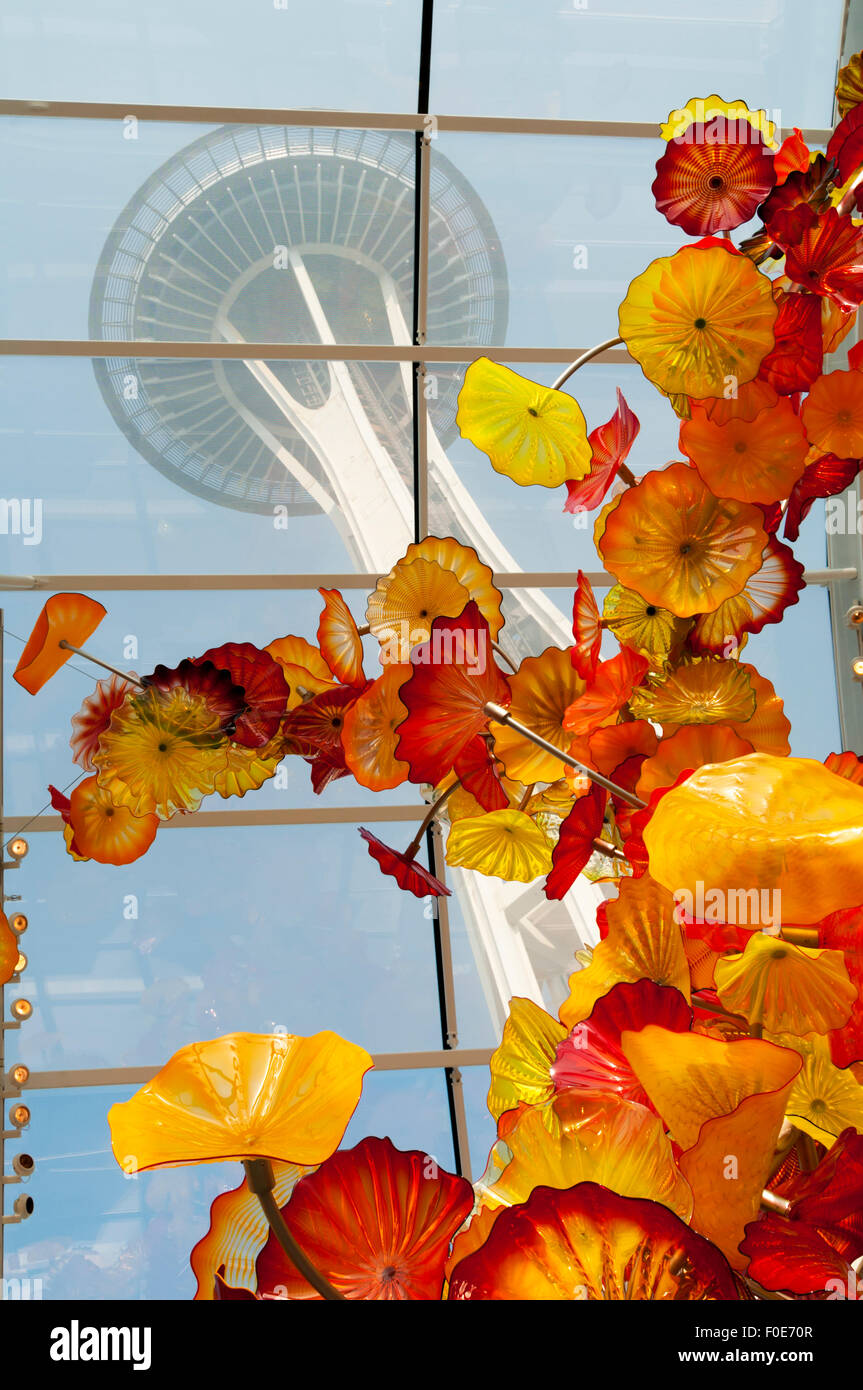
[
  {"x1": 243, "y1": 1158, "x2": 345, "y2": 1301},
  {"x1": 491, "y1": 640, "x2": 518, "y2": 673},
  {"x1": 404, "y1": 780, "x2": 461, "y2": 860},
  {"x1": 552, "y1": 336, "x2": 624, "y2": 391}
]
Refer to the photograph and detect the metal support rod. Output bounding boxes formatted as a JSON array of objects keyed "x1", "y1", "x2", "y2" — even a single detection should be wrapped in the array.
[
  {"x1": 552, "y1": 336, "x2": 625, "y2": 391},
  {"x1": 57, "y1": 641, "x2": 144, "y2": 686},
  {"x1": 242, "y1": 1158, "x2": 344, "y2": 1300},
  {"x1": 483, "y1": 702, "x2": 646, "y2": 808}
]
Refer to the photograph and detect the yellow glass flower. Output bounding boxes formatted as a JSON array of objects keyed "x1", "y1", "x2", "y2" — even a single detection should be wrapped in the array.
[
  {"x1": 366, "y1": 537, "x2": 504, "y2": 660},
  {"x1": 784, "y1": 1038, "x2": 863, "y2": 1145},
  {"x1": 456, "y1": 358, "x2": 592, "y2": 488},
  {"x1": 366, "y1": 559, "x2": 470, "y2": 664},
  {"x1": 599, "y1": 464, "x2": 768, "y2": 618},
  {"x1": 628, "y1": 658, "x2": 756, "y2": 727},
  {"x1": 602, "y1": 585, "x2": 687, "y2": 668},
  {"x1": 492, "y1": 646, "x2": 586, "y2": 783},
  {"x1": 559, "y1": 875, "x2": 690, "y2": 1030},
  {"x1": 715, "y1": 935, "x2": 857, "y2": 1037},
  {"x1": 446, "y1": 809, "x2": 554, "y2": 883},
  {"x1": 93, "y1": 686, "x2": 228, "y2": 819},
  {"x1": 487, "y1": 997, "x2": 566, "y2": 1123},
  {"x1": 660, "y1": 95, "x2": 778, "y2": 148},
  {"x1": 837, "y1": 51, "x2": 863, "y2": 117},
  {"x1": 484, "y1": 1092, "x2": 692, "y2": 1222},
  {"x1": 213, "y1": 729, "x2": 287, "y2": 800},
  {"x1": 619, "y1": 245, "x2": 778, "y2": 399},
  {"x1": 108, "y1": 1031, "x2": 373, "y2": 1172},
  {"x1": 644, "y1": 753, "x2": 863, "y2": 924}
]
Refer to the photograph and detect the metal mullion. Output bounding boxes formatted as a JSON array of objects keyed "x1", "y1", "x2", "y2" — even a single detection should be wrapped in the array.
[
  {"x1": 24, "y1": 1050, "x2": 494, "y2": 1093},
  {"x1": 0, "y1": 101, "x2": 832, "y2": 146},
  {"x1": 2, "y1": 804, "x2": 428, "y2": 835},
  {"x1": 0, "y1": 569, "x2": 851, "y2": 593},
  {"x1": 428, "y1": 822, "x2": 473, "y2": 1182},
  {"x1": 0, "y1": 340, "x2": 632, "y2": 364}
]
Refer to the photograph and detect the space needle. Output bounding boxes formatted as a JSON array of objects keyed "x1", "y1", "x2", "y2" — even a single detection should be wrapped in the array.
[{"x1": 88, "y1": 123, "x2": 607, "y2": 1032}]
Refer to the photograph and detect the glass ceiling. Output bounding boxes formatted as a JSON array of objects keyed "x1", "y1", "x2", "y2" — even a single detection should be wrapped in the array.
[{"x1": 0, "y1": 0, "x2": 855, "y2": 1300}]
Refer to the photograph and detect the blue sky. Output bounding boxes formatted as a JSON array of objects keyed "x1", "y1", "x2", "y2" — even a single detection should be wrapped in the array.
[{"x1": 0, "y1": 0, "x2": 849, "y2": 1299}]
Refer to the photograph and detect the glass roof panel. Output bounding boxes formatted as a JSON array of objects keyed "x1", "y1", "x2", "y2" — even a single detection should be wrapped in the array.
[
  {"x1": 2, "y1": 821, "x2": 447, "y2": 1072},
  {"x1": 0, "y1": 0, "x2": 424, "y2": 111},
  {"x1": 431, "y1": 0, "x2": 845, "y2": 128}
]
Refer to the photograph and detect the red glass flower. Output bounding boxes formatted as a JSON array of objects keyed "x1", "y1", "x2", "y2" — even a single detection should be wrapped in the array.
[
  {"x1": 255, "y1": 1136, "x2": 473, "y2": 1299},
  {"x1": 652, "y1": 125, "x2": 775, "y2": 235},
  {"x1": 193, "y1": 642, "x2": 290, "y2": 748},
  {"x1": 394, "y1": 602, "x2": 511, "y2": 786},
  {"x1": 359, "y1": 828, "x2": 450, "y2": 899}
]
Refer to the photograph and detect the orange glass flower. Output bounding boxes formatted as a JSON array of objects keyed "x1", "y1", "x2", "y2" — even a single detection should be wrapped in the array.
[
  {"x1": 491, "y1": 646, "x2": 585, "y2": 783},
  {"x1": 192, "y1": 1161, "x2": 314, "y2": 1299},
  {"x1": 629, "y1": 658, "x2": 755, "y2": 727},
  {"x1": 448, "y1": 1182, "x2": 737, "y2": 1300},
  {"x1": 621, "y1": 1027, "x2": 801, "y2": 1266},
  {"x1": 802, "y1": 369, "x2": 863, "y2": 459},
  {"x1": 456, "y1": 358, "x2": 592, "y2": 488},
  {"x1": 730, "y1": 664, "x2": 791, "y2": 755},
  {"x1": 0, "y1": 912, "x2": 20, "y2": 986},
  {"x1": 715, "y1": 934, "x2": 857, "y2": 1037},
  {"x1": 13, "y1": 592, "x2": 107, "y2": 695},
  {"x1": 598, "y1": 463, "x2": 768, "y2": 618},
  {"x1": 645, "y1": 753, "x2": 863, "y2": 924},
  {"x1": 636, "y1": 724, "x2": 754, "y2": 799},
  {"x1": 317, "y1": 588, "x2": 365, "y2": 688},
  {"x1": 255, "y1": 1137, "x2": 473, "y2": 1300},
  {"x1": 571, "y1": 571, "x2": 602, "y2": 680},
  {"x1": 562, "y1": 647, "x2": 649, "y2": 738},
  {"x1": 264, "y1": 635, "x2": 335, "y2": 711},
  {"x1": 67, "y1": 774, "x2": 159, "y2": 866},
  {"x1": 680, "y1": 397, "x2": 809, "y2": 505},
  {"x1": 341, "y1": 666, "x2": 410, "y2": 791},
  {"x1": 108, "y1": 1031, "x2": 373, "y2": 1171},
  {"x1": 690, "y1": 538, "x2": 805, "y2": 655},
  {"x1": 93, "y1": 685, "x2": 228, "y2": 819},
  {"x1": 618, "y1": 244, "x2": 778, "y2": 399}
]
